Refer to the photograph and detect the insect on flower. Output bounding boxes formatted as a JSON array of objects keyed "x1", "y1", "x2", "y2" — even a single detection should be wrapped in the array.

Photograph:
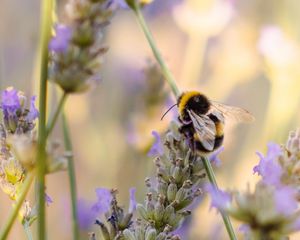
[{"x1": 162, "y1": 91, "x2": 255, "y2": 156}]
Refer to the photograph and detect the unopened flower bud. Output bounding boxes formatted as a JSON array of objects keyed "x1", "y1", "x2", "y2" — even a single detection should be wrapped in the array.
[
  {"x1": 163, "y1": 205, "x2": 175, "y2": 223},
  {"x1": 137, "y1": 204, "x2": 148, "y2": 220},
  {"x1": 154, "y1": 200, "x2": 165, "y2": 222},
  {"x1": 167, "y1": 183, "x2": 177, "y2": 202}
]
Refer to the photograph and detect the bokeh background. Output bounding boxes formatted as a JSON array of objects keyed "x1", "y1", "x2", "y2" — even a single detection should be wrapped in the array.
[{"x1": 1, "y1": 0, "x2": 300, "y2": 239}]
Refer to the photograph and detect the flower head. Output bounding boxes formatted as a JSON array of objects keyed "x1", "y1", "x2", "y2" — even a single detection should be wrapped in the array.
[
  {"x1": 148, "y1": 131, "x2": 164, "y2": 157},
  {"x1": 49, "y1": 25, "x2": 72, "y2": 53},
  {"x1": 0, "y1": 87, "x2": 39, "y2": 134}
]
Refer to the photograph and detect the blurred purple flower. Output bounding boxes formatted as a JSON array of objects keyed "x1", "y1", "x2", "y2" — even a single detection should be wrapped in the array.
[
  {"x1": 26, "y1": 96, "x2": 39, "y2": 121},
  {"x1": 49, "y1": 24, "x2": 72, "y2": 53},
  {"x1": 209, "y1": 146, "x2": 224, "y2": 167},
  {"x1": 128, "y1": 187, "x2": 137, "y2": 213},
  {"x1": 92, "y1": 188, "x2": 112, "y2": 214},
  {"x1": 1, "y1": 88, "x2": 20, "y2": 114},
  {"x1": 205, "y1": 184, "x2": 231, "y2": 211},
  {"x1": 274, "y1": 186, "x2": 297, "y2": 216},
  {"x1": 253, "y1": 143, "x2": 283, "y2": 187},
  {"x1": 45, "y1": 193, "x2": 53, "y2": 206},
  {"x1": 148, "y1": 131, "x2": 164, "y2": 157},
  {"x1": 77, "y1": 199, "x2": 97, "y2": 231}
]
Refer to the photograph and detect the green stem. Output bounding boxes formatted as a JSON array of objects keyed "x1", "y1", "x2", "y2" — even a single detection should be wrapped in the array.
[
  {"x1": 46, "y1": 92, "x2": 68, "y2": 137},
  {"x1": 0, "y1": 173, "x2": 35, "y2": 240},
  {"x1": 62, "y1": 113, "x2": 80, "y2": 240},
  {"x1": 36, "y1": 0, "x2": 53, "y2": 238},
  {"x1": 201, "y1": 157, "x2": 237, "y2": 240},
  {"x1": 133, "y1": 4, "x2": 180, "y2": 98},
  {"x1": 23, "y1": 222, "x2": 34, "y2": 240},
  {"x1": 132, "y1": 2, "x2": 237, "y2": 239}
]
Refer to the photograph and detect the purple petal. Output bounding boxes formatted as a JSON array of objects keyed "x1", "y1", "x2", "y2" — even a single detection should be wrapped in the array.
[
  {"x1": 45, "y1": 193, "x2": 53, "y2": 206},
  {"x1": 148, "y1": 131, "x2": 164, "y2": 157},
  {"x1": 128, "y1": 187, "x2": 136, "y2": 213},
  {"x1": 49, "y1": 24, "x2": 72, "y2": 53},
  {"x1": 253, "y1": 143, "x2": 283, "y2": 187},
  {"x1": 26, "y1": 96, "x2": 39, "y2": 121},
  {"x1": 92, "y1": 188, "x2": 112, "y2": 214},
  {"x1": 1, "y1": 88, "x2": 20, "y2": 113}
]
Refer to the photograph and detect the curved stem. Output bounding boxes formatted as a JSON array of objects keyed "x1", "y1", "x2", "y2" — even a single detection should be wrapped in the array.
[
  {"x1": 0, "y1": 172, "x2": 35, "y2": 240},
  {"x1": 131, "y1": 2, "x2": 237, "y2": 239},
  {"x1": 133, "y1": 5, "x2": 180, "y2": 98},
  {"x1": 62, "y1": 113, "x2": 80, "y2": 240},
  {"x1": 36, "y1": 0, "x2": 53, "y2": 238},
  {"x1": 46, "y1": 92, "x2": 68, "y2": 138},
  {"x1": 201, "y1": 157, "x2": 237, "y2": 240}
]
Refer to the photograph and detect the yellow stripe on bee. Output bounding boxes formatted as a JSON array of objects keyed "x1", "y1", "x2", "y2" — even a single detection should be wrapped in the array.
[
  {"x1": 178, "y1": 91, "x2": 201, "y2": 115},
  {"x1": 215, "y1": 122, "x2": 224, "y2": 137}
]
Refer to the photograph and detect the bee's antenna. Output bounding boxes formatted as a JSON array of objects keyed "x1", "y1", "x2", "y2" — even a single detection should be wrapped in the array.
[{"x1": 161, "y1": 103, "x2": 178, "y2": 121}]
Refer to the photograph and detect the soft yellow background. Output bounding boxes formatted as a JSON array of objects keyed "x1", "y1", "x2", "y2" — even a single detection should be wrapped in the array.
[{"x1": 1, "y1": 0, "x2": 300, "y2": 239}]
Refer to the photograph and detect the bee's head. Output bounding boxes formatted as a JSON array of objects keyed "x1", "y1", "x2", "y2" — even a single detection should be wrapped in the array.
[{"x1": 178, "y1": 91, "x2": 210, "y2": 123}]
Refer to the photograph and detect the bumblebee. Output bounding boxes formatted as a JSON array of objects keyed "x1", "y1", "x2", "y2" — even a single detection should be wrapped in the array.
[{"x1": 177, "y1": 91, "x2": 254, "y2": 155}]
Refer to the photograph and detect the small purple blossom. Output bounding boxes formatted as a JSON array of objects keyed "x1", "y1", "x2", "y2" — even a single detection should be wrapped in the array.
[
  {"x1": 77, "y1": 199, "x2": 97, "y2": 230},
  {"x1": 26, "y1": 96, "x2": 39, "y2": 121},
  {"x1": 1, "y1": 88, "x2": 20, "y2": 114},
  {"x1": 45, "y1": 193, "x2": 53, "y2": 206},
  {"x1": 148, "y1": 131, "x2": 164, "y2": 157},
  {"x1": 253, "y1": 143, "x2": 283, "y2": 187},
  {"x1": 128, "y1": 187, "x2": 137, "y2": 213},
  {"x1": 274, "y1": 186, "x2": 298, "y2": 216},
  {"x1": 49, "y1": 25, "x2": 72, "y2": 53},
  {"x1": 92, "y1": 188, "x2": 112, "y2": 214},
  {"x1": 205, "y1": 184, "x2": 232, "y2": 211}
]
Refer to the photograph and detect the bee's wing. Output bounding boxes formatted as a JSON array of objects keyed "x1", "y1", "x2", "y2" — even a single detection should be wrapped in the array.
[
  {"x1": 211, "y1": 101, "x2": 255, "y2": 123},
  {"x1": 188, "y1": 110, "x2": 216, "y2": 151}
]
